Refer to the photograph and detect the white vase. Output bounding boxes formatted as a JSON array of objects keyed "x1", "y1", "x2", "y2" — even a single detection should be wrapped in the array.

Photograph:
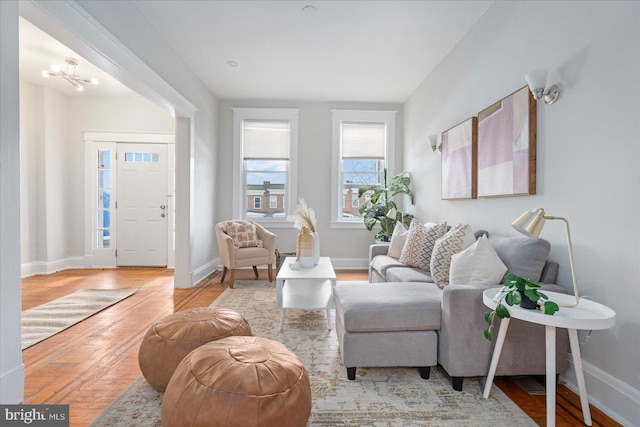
[{"x1": 311, "y1": 231, "x2": 320, "y2": 265}]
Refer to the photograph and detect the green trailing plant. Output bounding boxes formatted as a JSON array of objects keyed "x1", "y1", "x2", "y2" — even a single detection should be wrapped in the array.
[
  {"x1": 483, "y1": 273, "x2": 560, "y2": 341},
  {"x1": 357, "y1": 169, "x2": 413, "y2": 242}
]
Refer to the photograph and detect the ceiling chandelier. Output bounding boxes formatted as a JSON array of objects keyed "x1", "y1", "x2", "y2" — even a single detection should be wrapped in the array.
[{"x1": 41, "y1": 58, "x2": 99, "y2": 92}]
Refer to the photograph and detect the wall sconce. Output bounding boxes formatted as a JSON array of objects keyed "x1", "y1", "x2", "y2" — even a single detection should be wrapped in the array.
[
  {"x1": 427, "y1": 135, "x2": 441, "y2": 152},
  {"x1": 525, "y1": 69, "x2": 560, "y2": 105}
]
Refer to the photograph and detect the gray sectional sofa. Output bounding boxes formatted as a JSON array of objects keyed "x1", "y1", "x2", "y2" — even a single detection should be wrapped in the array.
[{"x1": 332, "y1": 232, "x2": 569, "y2": 391}]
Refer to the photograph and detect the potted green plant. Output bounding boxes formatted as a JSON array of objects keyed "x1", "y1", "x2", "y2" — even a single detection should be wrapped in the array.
[
  {"x1": 483, "y1": 273, "x2": 560, "y2": 341},
  {"x1": 357, "y1": 169, "x2": 413, "y2": 242}
]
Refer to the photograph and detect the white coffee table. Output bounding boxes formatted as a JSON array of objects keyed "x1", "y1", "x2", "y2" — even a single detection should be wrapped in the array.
[
  {"x1": 276, "y1": 256, "x2": 336, "y2": 331},
  {"x1": 482, "y1": 288, "x2": 616, "y2": 427}
]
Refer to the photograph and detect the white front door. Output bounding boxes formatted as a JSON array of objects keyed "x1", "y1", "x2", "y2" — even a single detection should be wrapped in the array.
[{"x1": 116, "y1": 143, "x2": 168, "y2": 267}]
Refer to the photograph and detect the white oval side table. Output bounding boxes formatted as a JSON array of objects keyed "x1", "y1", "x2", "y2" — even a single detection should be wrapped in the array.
[{"x1": 482, "y1": 288, "x2": 616, "y2": 427}]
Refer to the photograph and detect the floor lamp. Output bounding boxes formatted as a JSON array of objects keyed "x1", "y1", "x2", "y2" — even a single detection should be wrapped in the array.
[{"x1": 511, "y1": 208, "x2": 580, "y2": 308}]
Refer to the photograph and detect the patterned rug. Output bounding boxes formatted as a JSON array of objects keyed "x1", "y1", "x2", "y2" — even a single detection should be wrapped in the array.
[
  {"x1": 22, "y1": 287, "x2": 140, "y2": 350},
  {"x1": 91, "y1": 280, "x2": 535, "y2": 426}
]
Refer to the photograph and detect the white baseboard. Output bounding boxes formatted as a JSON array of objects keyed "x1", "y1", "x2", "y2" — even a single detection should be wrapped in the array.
[
  {"x1": 0, "y1": 363, "x2": 24, "y2": 404},
  {"x1": 561, "y1": 357, "x2": 639, "y2": 427},
  {"x1": 212, "y1": 258, "x2": 370, "y2": 274},
  {"x1": 21, "y1": 256, "x2": 86, "y2": 278},
  {"x1": 328, "y1": 257, "x2": 369, "y2": 270},
  {"x1": 191, "y1": 258, "x2": 219, "y2": 286}
]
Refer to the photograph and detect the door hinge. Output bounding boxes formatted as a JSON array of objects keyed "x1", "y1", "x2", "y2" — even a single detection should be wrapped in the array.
[
  {"x1": 115, "y1": 250, "x2": 117, "y2": 257},
  {"x1": 115, "y1": 201, "x2": 117, "y2": 209}
]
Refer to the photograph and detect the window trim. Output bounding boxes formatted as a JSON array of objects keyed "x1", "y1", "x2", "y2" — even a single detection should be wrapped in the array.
[
  {"x1": 330, "y1": 110, "x2": 396, "y2": 228},
  {"x1": 232, "y1": 108, "x2": 299, "y2": 227}
]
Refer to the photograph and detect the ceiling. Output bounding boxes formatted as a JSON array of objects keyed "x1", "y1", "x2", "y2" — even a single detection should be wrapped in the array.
[
  {"x1": 19, "y1": 17, "x2": 136, "y2": 97},
  {"x1": 20, "y1": 1, "x2": 494, "y2": 103}
]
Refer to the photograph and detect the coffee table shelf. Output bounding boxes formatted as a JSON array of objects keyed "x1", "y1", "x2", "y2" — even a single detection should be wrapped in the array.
[{"x1": 276, "y1": 257, "x2": 336, "y2": 331}]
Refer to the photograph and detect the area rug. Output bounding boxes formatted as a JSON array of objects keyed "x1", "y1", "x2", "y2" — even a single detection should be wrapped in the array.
[
  {"x1": 22, "y1": 287, "x2": 140, "y2": 350},
  {"x1": 91, "y1": 280, "x2": 535, "y2": 426}
]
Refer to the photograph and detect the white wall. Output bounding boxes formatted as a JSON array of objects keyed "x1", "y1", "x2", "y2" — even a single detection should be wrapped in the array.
[
  {"x1": 403, "y1": 1, "x2": 640, "y2": 424},
  {"x1": 19, "y1": 80, "x2": 175, "y2": 273},
  {"x1": 74, "y1": 0, "x2": 220, "y2": 285},
  {"x1": 1, "y1": 0, "x2": 24, "y2": 404},
  {"x1": 217, "y1": 100, "x2": 403, "y2": 264}
]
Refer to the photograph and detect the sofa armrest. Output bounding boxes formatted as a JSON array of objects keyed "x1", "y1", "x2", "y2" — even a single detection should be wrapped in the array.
[
  {"x1": 368, "y1": 243, "x2": 390, "y2": 281},
  {"x1": 439, "y1": 284, "x2": 495, "y2": 377},
  {"x1": 369, "y1": 243, "x2": 390, "y2": 260},
  {"x1": 439, "y1": 283, "x2": 569, "y2": 379}
]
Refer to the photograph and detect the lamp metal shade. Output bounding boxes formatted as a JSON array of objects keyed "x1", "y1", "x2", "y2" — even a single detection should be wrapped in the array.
[
  {"x1": 512, "y1": 208, "x2": 546, "y2": 238},
  {"x1": 386, "y1": 207, "x2": 398, "y2": 219}
]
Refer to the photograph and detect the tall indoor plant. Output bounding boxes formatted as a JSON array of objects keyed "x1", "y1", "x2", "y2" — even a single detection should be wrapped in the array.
[{"x1": 357, "y1": 169, "x2": 413, "y2": 242}]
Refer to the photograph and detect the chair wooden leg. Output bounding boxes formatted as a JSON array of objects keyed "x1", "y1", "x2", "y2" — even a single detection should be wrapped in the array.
[
  {"x1": 252, "y1": 266, "x2": 259, "y2": 278},
  {"x1": 268, "y1": 264, "x2": 273, "y2": 282},
  {"x1": 229, "y1": 269, "x2": 235, "y2": 289},
  {"x1": 220, "y1": 267, "x2": 227, "y2": 284}
]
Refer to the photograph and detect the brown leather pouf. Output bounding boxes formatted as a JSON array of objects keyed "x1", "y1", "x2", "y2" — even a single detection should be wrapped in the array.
[
  {"x1": 139, "y1": 307, "x2": 252, "y2": 391},
  {"x1": 161, "y1": 336, "x2": 312, "y2": 427}
]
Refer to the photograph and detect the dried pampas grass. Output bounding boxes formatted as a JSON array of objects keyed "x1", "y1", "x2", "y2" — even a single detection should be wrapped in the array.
[{"x1": 287, "y1": 198, "x2": 316, "y2": 232}]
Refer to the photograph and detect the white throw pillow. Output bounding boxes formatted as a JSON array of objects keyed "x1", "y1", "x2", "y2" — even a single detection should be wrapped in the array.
[
  {"x1": 449, "y1": 235, "x2": 507, "y2": 285},
  {"x1": 430, "y1": 224, "x2": 477, "y2": 287},
  {"x1": 399, "y1": 219, "x2": 447, "y2": 271},
  {"x1": 387, "y1": 222, "x2": 408, "y2": 259}
]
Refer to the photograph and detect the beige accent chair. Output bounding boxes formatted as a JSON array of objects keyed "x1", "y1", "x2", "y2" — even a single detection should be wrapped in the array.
[{"x1": 215, "y1": 221, "x2": 277, "y2": 288}]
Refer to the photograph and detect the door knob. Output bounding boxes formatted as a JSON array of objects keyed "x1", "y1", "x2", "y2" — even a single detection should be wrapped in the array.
[
  {"x1": 161, "y1": 213, "x2": 166, "y2": 218},
  {"x1": 160, "y1": 204, "x2": 166, "y2": 209}
]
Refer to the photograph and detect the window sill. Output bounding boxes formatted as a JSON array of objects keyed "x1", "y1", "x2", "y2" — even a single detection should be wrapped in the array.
[
  {"x1": 252, "y1": 220, "x2": 295, "y2": 229},
  {"x1": 330, "y1": 221, "x2": 367, "y2": 229}
]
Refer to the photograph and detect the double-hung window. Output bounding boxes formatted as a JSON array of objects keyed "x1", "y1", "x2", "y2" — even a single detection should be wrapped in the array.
[
  {"x1": 331, "y1": 110, "x2": 396, "y2": 227},
  {"x1": 232, "y1": 108, "x2": 299, "y2": 224}
]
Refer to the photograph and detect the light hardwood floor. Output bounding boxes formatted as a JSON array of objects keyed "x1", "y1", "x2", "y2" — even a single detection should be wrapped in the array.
[{"x1": 21, "y1": 268, "x2": 620, "y2": 427}]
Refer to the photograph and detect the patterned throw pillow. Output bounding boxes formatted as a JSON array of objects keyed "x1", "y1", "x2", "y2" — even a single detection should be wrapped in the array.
[
  {"x1": 225, "y1": 221, "x2": 263, "y2": 249},
  {"x1": 430, "y1": 224, "x2": 477, "y2": 287},
  {"x1": 399, "y1": 219, "x2": 447, "y2": 271}
]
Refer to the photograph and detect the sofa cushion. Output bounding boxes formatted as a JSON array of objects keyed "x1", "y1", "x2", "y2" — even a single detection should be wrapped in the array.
[
  {"x1": 370, "y1": 255, "x2": 408, "y2": 277},
  {"x1": 449, "y1": 235, "x2": 507, "y2": 285},
  {"x1": 399, "y1": 220, "x2": 447, "y2": 271},
  {"x1": 386, "y1": 266, "x2": 433, "y2": 283},
  {"x1": 430, "y1": 224, "x2": 477, "y2": 288},
  {"x1": 387, "y1": 222, "x2": 408, "y2": 259},
  {"x1": 488, "y1": 235, "x2": 551, "y2": 282},
  {"x1": 333, "y1": 282, "x2": 442, "y2": 333}
]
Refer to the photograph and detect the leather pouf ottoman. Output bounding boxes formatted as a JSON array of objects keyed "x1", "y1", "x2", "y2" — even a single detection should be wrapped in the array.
[
  {"x1": 161, "y1": 336, "x2": 312, "y2": 427},
  {"x1": 139, "y1": 307, "x2": 252, "y2": 391}
]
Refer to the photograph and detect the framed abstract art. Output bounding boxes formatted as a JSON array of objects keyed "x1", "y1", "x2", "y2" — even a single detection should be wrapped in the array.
[
  {"x1": 441, "y1": 117, "x2": 477, "y2": 200},
  {"x1": 477, "y1": 86, "x2": 536, "y2": 197}
]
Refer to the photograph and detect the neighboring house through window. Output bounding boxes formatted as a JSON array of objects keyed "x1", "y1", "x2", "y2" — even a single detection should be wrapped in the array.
[
  {"x1": 331, "y1": 110, "x2": 396, "y2": 226},
  {"x1": 232, "y1": 108, "x2": 299, "y2": 224}
]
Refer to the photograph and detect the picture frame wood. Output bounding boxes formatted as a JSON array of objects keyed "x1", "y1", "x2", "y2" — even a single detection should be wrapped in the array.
[
  {"x1": 441, "y1": 117, "x2": 477, "y2": 200},
  {"x1": 477, "y1": 86, "x2": 536, "y2": 198}
]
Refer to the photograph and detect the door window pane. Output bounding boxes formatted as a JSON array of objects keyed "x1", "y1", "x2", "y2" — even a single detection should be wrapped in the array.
[
  {"x1": 97, "y1": 229, "x2": 111, "y2": 248},
  {"x1": 99, "y1": 151, "x2": 110, "y2": 168},
  {"x1": 98, "y1": 170, "x2": 110, "y2": 189},
  {"x1": 97, "y1": 150, "x2": 112, "y2": 249}
]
